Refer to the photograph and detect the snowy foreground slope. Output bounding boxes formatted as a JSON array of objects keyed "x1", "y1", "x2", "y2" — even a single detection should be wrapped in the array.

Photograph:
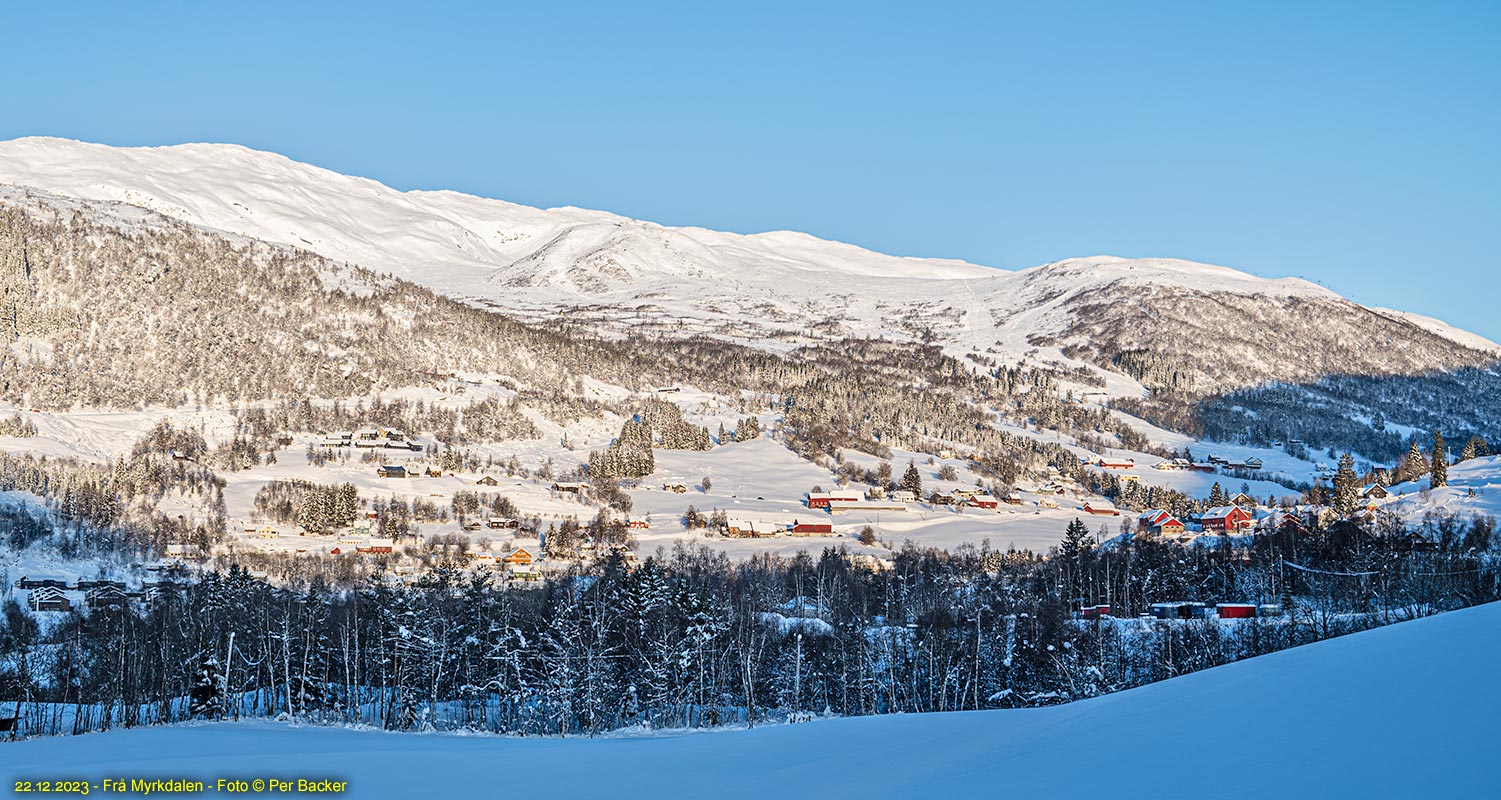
[{"x1": 9, "y1": 604, "x2": 1498, "y2": 799}]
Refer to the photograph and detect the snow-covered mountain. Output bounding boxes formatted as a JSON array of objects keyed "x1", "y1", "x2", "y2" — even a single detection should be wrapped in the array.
[{"x1": 1, "y1": 135, "x2": 1497, "y2": 418}]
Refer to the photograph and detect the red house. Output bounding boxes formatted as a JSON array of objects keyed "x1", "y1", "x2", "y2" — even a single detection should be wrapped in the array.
[
  {"x1": 790, "y1": 521, "x2": 834, "y2": 535},
  {"x1": 627, "y1": 519, "x2": 650, "y2": 529},
  {"x1": 1137, "y1": 509, "x2": 1185, "y2": 537},
  {"x1": 1082, "y1": 501, "x2": 1120, "y2": 516},
  {"x1": 1200, "y1": 506, "x2": 1253, "y2": 533},
  {"x1": 967, "y1": 494, "x2": 1000, "y2": 510}
]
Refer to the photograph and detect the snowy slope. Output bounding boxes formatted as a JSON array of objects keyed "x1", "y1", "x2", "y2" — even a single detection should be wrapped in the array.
[
  {"x1": 5, "y1": 135, "x2": 1489, "y2": 395},
  {"x1": 8, "y1": 601, "x2": 1497, "y2": 799}
]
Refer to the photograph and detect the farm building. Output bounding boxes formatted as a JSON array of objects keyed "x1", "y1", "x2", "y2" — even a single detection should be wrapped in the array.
[
  {"x1": 1038, "y1": 497, "x2": 1059, "y2": 509},
  {"x1": 1096, "y1": 457, "x2": 1134, "y2": 469},
  {"x1": 889, "y1": 489, "x2": 917, "y2": 503},
  {"x1": 551, "y1": 481, "x2": 589, "y2": 494},
  {"x1": 475, "y1": 475, "x2": 500, "y2": 486},
  {"x1": 967, "y1": 494, "x2": 1000, "y2": 510},
  {"x1": 828, "y1": 500, "x2": 908, "y2": 514},
  {"x1": 789, "y1": 521, "x2": 835, "y2": 536},
  {"x1": 1217, "y1": 603, "x2": 1257, "y2": 619},
  {"x1": 725, "y1": 519, "x2": 777, "y2": 538},
  {"x1": 1188, "y1": 462, "x2": 1218, "y2": 472},
  {"x1": 807, "y1": 490, "x2": 866, "y2": 509},
  {"x1": 487, "y1": 517, "x2": 521, "y2": 529},
  {"x1": 1230, "y1": 492, "x2": 1258, "y2": 507},
  {"x1": 357, "y1": 538, "x2": 394, "y2": 554},
  {"x1": 1082, "y1": 501, "x2": 1119, "y2": 516},
  {"x1": 627, "y1": 519, "x2": 650, "y2": 529},
  {"x1": 377, "y1": 465, "x2": 407, "y2": 478}
]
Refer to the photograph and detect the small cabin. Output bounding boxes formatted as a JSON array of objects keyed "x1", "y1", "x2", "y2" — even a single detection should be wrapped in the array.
[
  {"x1": 551, "y1": 481, "x2": 589, "y2": 494},
  {"x1": 377, "y1": 465, "x2": 407, "y2": 478},
  {"x1": 627, "y1": 519, "x2": 650, "y2": 529},
  {"x1": 475, "y1": 475, "x2": 500, "y2": 486},
  {"x1": 1216, "y1": 603, "x2": 1257, "y2": 619}
]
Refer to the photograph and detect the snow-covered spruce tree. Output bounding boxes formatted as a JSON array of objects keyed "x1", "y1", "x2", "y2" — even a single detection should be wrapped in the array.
[
  {"x1": 901, "y1": 460, "x2": 922, "y2": 497},
  {"x1": 189, "y1": 656, "x2": 228, "y2": 720},
  {"x1": 1331, "y1": 453, "x2": 1358, "y2": 517},
  {"x1": 1432, "y1": 431, "x2": 1448, "y2": 488},
  {"x1": 1403, "y1": 440, "x2": 1427, "y2": 483},
  {"x1": 1208, "y1": 482, "x2": 1226, "y2": 507}
]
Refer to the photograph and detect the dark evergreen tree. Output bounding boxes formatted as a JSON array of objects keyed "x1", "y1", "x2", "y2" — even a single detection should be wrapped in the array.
[
  {"x1": 1432, "y1": 431, "x2": 1448, "y2": 488},
  {"x1": 189, "y1": 655, "x2": 228, "y2": 720}
]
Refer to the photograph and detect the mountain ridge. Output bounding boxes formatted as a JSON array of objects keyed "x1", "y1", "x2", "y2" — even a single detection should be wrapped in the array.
[{"x1": 2, "y1": 135, "x2": 1497, "y2": 405}]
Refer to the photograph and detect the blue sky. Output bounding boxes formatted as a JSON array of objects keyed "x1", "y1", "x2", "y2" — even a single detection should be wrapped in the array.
[{"x1": 4, "y1": 1, "x2": 1499, "y2": 336}]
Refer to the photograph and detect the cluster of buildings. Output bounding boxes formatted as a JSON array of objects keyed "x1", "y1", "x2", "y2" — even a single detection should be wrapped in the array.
[
  {"x1": 15, "y1": 574, "x2": 186, "y2": 614},
  {"x1": 1150, "y1": 455, "x2": 1264, "y2": 473},
  {"x1": 805, "y1": 487, "x2": 1009, "y2": 514},
  {"x1": 1134, "y1": 485, "x2": 1392, "y2": 543},
  {"x1": 320, "y1": 428, "x2": 423, "y2": 452}
]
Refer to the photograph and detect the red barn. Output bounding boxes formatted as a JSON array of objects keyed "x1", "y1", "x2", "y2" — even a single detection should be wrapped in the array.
[
  {"x1": 967, "y1": 494, "x2": 1000, "y2": 510},
  {"x1": 1082, "y1": 501, "x2": 1120, "y2": 516},
  {"x1": 791, "y1": 521, "x2": 834, "y2": 535},
  {"x1": 1097, "y1": 457, "x2": 1135, "y2": 469}
]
